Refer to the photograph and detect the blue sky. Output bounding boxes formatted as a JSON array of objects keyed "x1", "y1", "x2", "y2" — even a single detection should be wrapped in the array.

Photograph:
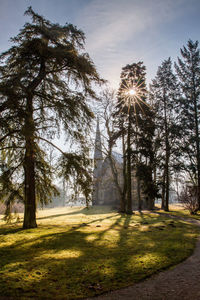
[{"x1": 0, "y1": 0, "x2": 200, "y2": 88}]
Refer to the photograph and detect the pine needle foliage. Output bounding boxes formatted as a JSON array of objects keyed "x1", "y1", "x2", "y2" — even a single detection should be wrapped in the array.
[
  {"x1": 175, "y1": 40, "x2": 200, "y2": 210},
  {"x1": 0, "y1": 7, "x2": 102, "y2": 228},
  {"x1": 150, "y1": 58, "x2": 181, "y2": 211}
]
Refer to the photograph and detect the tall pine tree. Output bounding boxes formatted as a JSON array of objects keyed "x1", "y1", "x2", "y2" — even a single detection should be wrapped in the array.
[
  {"x1": 175, "y1": 40, "x2": 200, "y2": 210},
  {"x1": 150, "y1": 58, "x2": 180, "y2": 211},
  {"x1": 114, "y1": 62, "x2": 155, "y2": 212}
]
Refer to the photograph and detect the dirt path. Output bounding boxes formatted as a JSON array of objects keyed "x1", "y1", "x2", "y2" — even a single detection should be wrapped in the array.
[{"x1": 86, "y1": 215, "x2": 200, "y2": 300}]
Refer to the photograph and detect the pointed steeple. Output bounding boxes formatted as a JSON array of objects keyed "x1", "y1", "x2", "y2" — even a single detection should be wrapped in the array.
[
  {"x1": 92, "y1": 117, "x2": 103, "y2": 205},
  {"x1": 94, "y1": 117, "x2": 103, "y2": 161}
]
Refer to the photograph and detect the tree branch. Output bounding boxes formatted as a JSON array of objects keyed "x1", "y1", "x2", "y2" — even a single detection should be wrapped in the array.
[
  {"x1": 0, "y1": 130, "x2": 20, "y2": 143},
  {"x1": 35, "y1": 136, "x2": 65, "y2": 155}
]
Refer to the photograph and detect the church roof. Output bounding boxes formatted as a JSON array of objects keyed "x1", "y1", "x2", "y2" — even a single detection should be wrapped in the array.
[{"x1": 112, "y1": 151, "x2": 123, "y2": 164}]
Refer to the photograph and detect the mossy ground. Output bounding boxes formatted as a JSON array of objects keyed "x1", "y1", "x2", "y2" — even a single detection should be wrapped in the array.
[{"x1": 0, "y1": 206, "x2": 199, "y2": 299}]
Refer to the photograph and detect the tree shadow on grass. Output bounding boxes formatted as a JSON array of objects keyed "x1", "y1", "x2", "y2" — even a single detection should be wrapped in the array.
[
  {"x1": 0, "y1": 227, "x2": 24, "y2": 235},
  {"x1": 138, "y1": 211, "x2": 163, "y2": 224},
  {"x1": 0, "y1": 213, "x2": 198, "y2": 299},
  {"x1": 37, "y1": 206, "x2": 118, "y2": 220},
  {"x1": 0, "y1": 213, "x2": 120, "y2": 250}
]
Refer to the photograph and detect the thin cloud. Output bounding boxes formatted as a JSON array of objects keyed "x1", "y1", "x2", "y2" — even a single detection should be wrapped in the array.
[
  {"x1": 80, "y1": 0, "x2": 182, "y2": 54},
  {"x1": 75, "y1": 0, "x2": 197, "y2": 87}
]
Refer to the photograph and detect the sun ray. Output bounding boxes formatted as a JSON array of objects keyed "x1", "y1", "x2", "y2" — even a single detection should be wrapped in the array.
[{"x1": 117, "y1": 76, "x2": 151, "y2": 130}]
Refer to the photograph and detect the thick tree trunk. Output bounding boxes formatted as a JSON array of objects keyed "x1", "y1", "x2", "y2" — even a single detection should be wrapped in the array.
[
  {"x1": 126, "y1": 117, "x2": 132, "y2": 214},
  {"x1": 23, "y1": 95, "x2": 37, "y2": 229},
  {"x1": 148, "y1": 197, "x2": 154, "y2": 210},
  {"x1": 23, "y1": 141, "x2": 37, "y2": 228},
  {"x1": 22, "y1": 59, "x2": 46, "y2": 228}
]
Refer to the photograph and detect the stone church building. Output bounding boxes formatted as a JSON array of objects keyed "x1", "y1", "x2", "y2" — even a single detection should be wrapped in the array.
[{"x1": 92, "y1": 120, "x2": 144, "y2": 208}]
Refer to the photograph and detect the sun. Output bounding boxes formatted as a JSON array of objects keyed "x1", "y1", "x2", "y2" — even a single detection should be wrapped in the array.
[
  {"x1": 118, "y1": 78, "x2": 149, "y2": 119},
  {"x1": 128, "y1": 89, "x2": 136, "y2": 96},
  {"x1": 120, "y1": 78, "x2": 147, "y2": 106},
  {"x1": 124, "y1": 86, "x2": 139, "y2": 101}
]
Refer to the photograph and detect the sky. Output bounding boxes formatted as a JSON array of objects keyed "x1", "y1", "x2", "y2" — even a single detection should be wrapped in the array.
[{"x1": 1, "y1": 0, "x2": 200, "y2": 88}]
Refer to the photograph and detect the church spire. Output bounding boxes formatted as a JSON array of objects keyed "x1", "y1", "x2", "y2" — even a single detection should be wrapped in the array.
[
  {"x1": 92, "y1": 117, "x2": 103, "y2": 205},
  {"x1": 94, "y1": 117, "x2": 103, "y2": 161}
]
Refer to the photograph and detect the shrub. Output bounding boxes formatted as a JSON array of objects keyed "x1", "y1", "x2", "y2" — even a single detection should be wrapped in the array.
[{"x1": 179, "y1": 186, "x2": 198, "y2": 214}]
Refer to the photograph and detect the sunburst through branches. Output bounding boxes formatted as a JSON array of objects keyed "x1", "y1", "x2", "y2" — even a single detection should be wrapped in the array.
[{"x1": 118, "y1": 78, "x2": 148, "y2": 119}]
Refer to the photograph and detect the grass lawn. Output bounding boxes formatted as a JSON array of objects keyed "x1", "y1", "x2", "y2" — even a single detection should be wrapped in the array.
[
  {"x1": 0, "y1": 206, "x2": 199, "y2": 299},
  {"x1": 155, "y1": 203, "x2": 200, "y2": 220}
]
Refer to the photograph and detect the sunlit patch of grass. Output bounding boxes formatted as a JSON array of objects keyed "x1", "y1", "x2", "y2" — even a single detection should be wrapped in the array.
[
  {"x1": 41, "y1": 249, "x2": 82, "y2": 259},
  {"x1": 155, "y1": 203, "x2": 200, "y2": 220},
  {"x1": 0, "y1": 206, "x2": 199, "y2": 299}
]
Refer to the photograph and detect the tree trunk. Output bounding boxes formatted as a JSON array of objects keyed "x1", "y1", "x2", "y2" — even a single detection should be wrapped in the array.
[
  {"x1": 122, "y1": 133, "x2": 127, "y2": 212},
  {"x1": 23, "y1": 95, "x2": 37, "y2": 229},
  {"x1": 161, "y1": 170, "x2": 166, "y2": 209},
  {"x1": 137, "y1": 176, "x2": 142, "y2": 211},
  {"x1": 163, "y1": 90, "x2": 169, "y2": 212},
  {"x1": 148, "y1": 164, "x2": 155, "y2": 210},
  {"x1": 165, "y1": 151, "x2": 170, "y2": 211},
  {"x1": 126, "y1": 116, "x2": 132, "y2": 214},
  {"x1": 194, "y1": 92, "x2": 200, "y2": 210}
]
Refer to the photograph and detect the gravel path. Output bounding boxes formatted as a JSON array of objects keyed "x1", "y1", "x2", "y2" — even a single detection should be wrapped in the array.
[{"x1": 86, "y1": 215, "x2": 200, "y2": 300}]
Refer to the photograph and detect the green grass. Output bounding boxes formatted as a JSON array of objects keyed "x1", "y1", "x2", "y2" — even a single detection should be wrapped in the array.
[
  {"x1": 155, "y1": 203, "x2": 200, "y2": 220},
  {"x1": 0, "y1": 206, "x2": 199, "y2": 299}
]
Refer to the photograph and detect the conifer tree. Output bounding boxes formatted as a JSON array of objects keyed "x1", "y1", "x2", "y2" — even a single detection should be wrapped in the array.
[
  {"x1": 0, "y1": 7, "x2": 102, "y2": 228},
  {"x1": 135, "y1": 101, "x2": 157, "y2": 210},
  {"x1": 175, "y1": 40, "x2": 200, "y2": 210},
  {"x1": 114, "y1": 62, "x2": 155, "y2": 213},
  {"x1": 150, "y1": 58, "x2": 180, "y2": 211}
]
